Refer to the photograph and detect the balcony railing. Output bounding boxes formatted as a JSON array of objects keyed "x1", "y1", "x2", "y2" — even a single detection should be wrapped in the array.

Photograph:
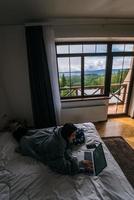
[{"x1": 60, "y1": 83, "x2": 127, "y2": 104}]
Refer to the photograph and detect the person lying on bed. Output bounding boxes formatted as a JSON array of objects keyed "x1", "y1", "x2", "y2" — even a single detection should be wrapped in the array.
[{"x1": 12, "y1": 123, "x2": 92, "y2": 175}]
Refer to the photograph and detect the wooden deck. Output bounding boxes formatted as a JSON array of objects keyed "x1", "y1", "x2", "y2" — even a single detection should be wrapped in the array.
[{"x1": 108, "y1": 104, "x2": 125, "y2": 114}]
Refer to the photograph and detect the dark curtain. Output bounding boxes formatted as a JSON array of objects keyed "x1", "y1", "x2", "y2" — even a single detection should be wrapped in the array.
[{"x1": 25, "y1": 26, "x2": 56, "y2": 128}]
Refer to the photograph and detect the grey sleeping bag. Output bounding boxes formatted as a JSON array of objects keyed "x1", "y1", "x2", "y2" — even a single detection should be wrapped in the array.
[{"x1": 18, "y1": 128, "x2": 80, "y2": 175}]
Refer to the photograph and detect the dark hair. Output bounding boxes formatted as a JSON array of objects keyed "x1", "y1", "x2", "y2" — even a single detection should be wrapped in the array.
[{"x1": 61, "y1": 123, "x2": 77, "y2": 140}]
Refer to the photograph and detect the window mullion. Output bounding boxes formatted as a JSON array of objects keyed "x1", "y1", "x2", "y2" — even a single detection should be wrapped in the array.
[
  {"x1": 81, "y1": 56, "x2": 84, "y2": 97},
  {"x1": 69, "y1": 57, "x2": 71, "y2": 96}
]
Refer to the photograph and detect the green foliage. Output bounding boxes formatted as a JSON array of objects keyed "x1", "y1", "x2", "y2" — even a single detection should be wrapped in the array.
[
  {"x1": 111, "y1": 69, "x2": 128, "y2": 93},
  {"x1": 60, "y1": 74, "x2": 67, "y2": 87},
  {"x1": 84, "y1": 74, "x2": 104, "y2": 86},
  {"x1": 60, "y1": 89, "x2": 77, "y2": 97},
  {"x1": 59, "y1": 69, "x2": 129, "y2": 97},
  {"x1": 111, "y1": 69, "x2": 128, "y2": 84}
]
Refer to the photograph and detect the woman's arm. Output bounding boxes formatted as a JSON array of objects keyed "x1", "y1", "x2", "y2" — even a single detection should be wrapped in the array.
[{"x1": 48, "y1": 155, "x2": 80, "y2": 175}]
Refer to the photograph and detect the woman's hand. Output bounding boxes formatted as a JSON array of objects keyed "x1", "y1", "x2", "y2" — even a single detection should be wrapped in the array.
[{"x1": 82, "y1": 160, "x2": 93, "y2": 171}]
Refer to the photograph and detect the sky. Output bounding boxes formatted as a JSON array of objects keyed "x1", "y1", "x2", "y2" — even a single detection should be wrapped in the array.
[
  {"x1": 58, "y1": 56, "x2": 133, "y2": 72},
  {"x1": 57, "y1": 44, "x2": 133, "y2": 72}
]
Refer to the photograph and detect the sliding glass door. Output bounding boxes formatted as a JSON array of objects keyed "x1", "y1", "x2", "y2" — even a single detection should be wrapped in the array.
[{"x1": 108, "y1": 44, "x2": 134, "y2": 114}]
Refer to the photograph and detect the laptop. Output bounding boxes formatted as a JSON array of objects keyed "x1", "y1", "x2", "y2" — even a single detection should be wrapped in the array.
[{"x1": 77, "y1": 143, "x2": 107, "y2": 176}]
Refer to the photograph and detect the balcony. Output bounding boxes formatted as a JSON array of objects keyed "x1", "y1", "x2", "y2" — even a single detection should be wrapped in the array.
[{"x1": 60, "y1": 83, "x2": 128, "y2": 114}]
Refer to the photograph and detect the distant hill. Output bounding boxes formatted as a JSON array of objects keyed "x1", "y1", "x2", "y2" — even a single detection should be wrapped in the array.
[{"x1": 59, "y1": 68, "x2": 127, "y2": 76}]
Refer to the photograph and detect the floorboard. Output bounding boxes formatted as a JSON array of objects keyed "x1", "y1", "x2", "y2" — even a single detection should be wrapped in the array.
[{"x1": 95, "y1": 117, "x2": 134, "y2": 149}]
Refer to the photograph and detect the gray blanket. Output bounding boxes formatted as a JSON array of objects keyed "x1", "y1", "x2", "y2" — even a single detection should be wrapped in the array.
[{"x1": 19, "y1": 128, "x2": 80, "y2": 175}]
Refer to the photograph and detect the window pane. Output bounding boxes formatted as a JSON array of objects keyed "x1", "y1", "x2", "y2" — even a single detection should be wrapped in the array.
[
  {"x1": 70, "y1": 57, "x2": 81, "y2": 72},
  {"x1": 111, "y1": 56, "x2": 133, "y2": 86},
  {"x1": 70, "y1": 45, "x2": 82, "y2": 53},
  {"x1": 84, "y1": 56, "x2": 106, "y2": 96},
  {"x1": 110, "y1": 56, "x2": 133, "y2": 102},
  {"x1": 59, "y1": 71, "x2": 71, "y2": 97},
  {"x1": 57, "y1": 57, "x2": 69, "y2": 73},
  {"x1": 125, "y1": 44, "x2": 134, "y2": 52},
  {"x1": 83, "y1": 44, "x2": 95, "y2": 53},
  {"x1": 112, "y1": 44, "x2": 125, "y2": 52},
  {"x1": 123, "y1": 56, "x2": 133, "y2": 69},
  {"x1": 121, "y1": 56, "x2": 133, "y2": 83},
  {"x1": 70, "y1": 57, "x2": 81, "y2": 96},
  {"x1": 59, "y1": 73, "x2": 70, "y2": 87},
  {"x1": 96, "y1": 44, "x2": 107, "y2": 53},
  {"x1": 112, "y1": 57, "x2": 124, "y2": 70},
  {"x1": 111, "y1": 57, "x2": 123, "y2": 84},
  {"x1": 57, "y1": 45, "x2": 69, "y2": 54},
  {"x1": 58, "y1": 57, "x2": 82, "y2": 97},
  {"x1": 58, "y1": 58, "x2": 70, "y2": 97}
]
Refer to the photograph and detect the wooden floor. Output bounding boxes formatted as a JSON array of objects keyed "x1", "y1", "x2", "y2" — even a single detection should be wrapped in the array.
[{"x1": 95, "y1": 117, "x2": 134, "y2": 149}]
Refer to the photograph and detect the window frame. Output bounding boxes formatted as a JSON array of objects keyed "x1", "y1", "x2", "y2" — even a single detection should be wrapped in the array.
[{"x1": 55, "y1": 41, "x2": 134, "y2": 100}]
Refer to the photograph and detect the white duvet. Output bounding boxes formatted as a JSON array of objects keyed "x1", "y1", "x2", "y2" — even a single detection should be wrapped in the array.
[{"x1": 0, "y1": 122, "x2": 133, "y2": 200}]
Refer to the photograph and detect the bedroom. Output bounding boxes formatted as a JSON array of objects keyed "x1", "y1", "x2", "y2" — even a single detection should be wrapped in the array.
[{"x1": 0, "y1": 0, "x2": 134, "y2": 199}]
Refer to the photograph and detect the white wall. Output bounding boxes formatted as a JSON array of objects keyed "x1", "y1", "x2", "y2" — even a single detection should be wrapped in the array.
[
  {"x1": 0, "y1": 26, "x2": 33, "y2": 126},
  {"x1": 54, "y1": 24, "x2": 134, "y2": 38}
]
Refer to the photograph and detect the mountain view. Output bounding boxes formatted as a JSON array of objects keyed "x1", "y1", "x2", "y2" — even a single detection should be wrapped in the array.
[
  {"x1": 57, "y1": 45, "x2": 133, "y2": 97},
  {"x1": 59, "y1": 68, "x2": 129, "y2": 97}
]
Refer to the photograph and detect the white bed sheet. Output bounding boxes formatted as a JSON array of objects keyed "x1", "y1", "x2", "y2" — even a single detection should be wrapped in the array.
[{"x1": 0, "y1": 122, "x2": 134, "y2": 200}]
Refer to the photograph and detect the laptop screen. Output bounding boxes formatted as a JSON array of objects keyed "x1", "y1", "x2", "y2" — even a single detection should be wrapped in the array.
[{"x1": 93, "y1": 143, "x2": 107, "y2": 176}]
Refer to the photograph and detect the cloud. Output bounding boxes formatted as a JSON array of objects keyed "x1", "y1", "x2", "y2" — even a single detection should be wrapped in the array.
[{"x1": 58, "y1": 56, "x2": 133, "y2": 72}]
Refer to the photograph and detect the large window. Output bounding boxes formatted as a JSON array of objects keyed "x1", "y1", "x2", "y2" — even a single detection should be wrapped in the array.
[{"x1": 56, "y1": 42, "x2": 134, "y2": 100}]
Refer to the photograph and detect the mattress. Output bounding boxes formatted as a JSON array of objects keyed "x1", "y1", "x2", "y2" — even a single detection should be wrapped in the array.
[{"x1": 0, "y1": 122, "x2": 134, "y2": 200}]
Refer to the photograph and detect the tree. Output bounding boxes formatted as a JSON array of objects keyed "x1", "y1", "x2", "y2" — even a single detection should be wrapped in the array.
[
  {"x1": 116, "y1": 70, "x2": 121, "y2": 83},
  {"x1": 60, "y1": 73, "x2": 67, "y2": 87}
]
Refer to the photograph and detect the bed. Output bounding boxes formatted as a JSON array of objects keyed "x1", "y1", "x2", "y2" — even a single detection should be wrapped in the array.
[{"x1": 0, "y1": 122, "x2": 134, "y2": 200}]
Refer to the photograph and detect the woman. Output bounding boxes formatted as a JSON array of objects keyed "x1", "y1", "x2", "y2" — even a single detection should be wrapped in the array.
[{"x1": 12, "y1": 123, "x2": 92, "y2": 175}]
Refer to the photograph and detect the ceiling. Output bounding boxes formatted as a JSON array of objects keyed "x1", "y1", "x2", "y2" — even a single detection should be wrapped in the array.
[{"x1": 1, "y1": 0, "x2": 134, "y2": 25}]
